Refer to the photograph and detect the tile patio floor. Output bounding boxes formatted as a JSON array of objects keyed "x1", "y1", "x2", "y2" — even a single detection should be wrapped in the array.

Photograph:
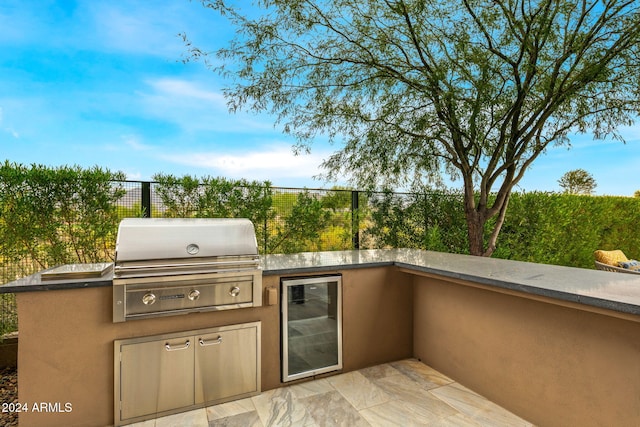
[{"x1": 125, "y1": 358, "x2": 533, "y2": 426}]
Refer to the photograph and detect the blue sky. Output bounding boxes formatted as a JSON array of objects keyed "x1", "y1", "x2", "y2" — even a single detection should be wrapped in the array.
[{"x1": 1, "y1": 1, "x2": 639, "y2": 195}]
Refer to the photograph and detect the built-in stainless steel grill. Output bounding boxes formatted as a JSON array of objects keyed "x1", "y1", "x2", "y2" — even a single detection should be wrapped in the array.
[{"x1": 113, "y1": 218, "x2": 262, "y2": 322}]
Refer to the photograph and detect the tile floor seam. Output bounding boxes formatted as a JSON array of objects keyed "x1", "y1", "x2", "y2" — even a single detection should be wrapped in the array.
[
  {"x1": 426, "y1": 384, "x2": 472, "y2": 416},
  {"x1": 123, "y1": 360, "x2": 531, "y2": 427},
  {"x1": 326, "y1": 371, "x2": 390, "y2": 411}
]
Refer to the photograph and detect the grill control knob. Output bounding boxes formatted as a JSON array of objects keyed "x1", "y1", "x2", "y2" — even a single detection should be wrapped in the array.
[
  {"x1": 188, "y1": 289, "x2": 200, "y2": 301},
  {"x1": 229, "y1": 286, "x2": 241, "y2": 297},
  {"x1": 142, "y1": 292, "x2": 156, "y2": 306}
]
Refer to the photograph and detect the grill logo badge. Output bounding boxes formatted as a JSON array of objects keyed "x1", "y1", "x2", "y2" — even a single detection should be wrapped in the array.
[{"x1": 186, "y1": 243, "x2": 200, "y2": 255}]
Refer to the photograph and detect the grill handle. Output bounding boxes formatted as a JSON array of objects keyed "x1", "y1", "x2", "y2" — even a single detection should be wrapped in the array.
[
  {"x1": 164, "y1": 340, "x2": 191, "y2": 351},
  {"x1": 199, "y1": 336, "x2": 223, "y2": 347},
  {"x1": 115, "y1": 259, "x2": 259, "y2": 271}
]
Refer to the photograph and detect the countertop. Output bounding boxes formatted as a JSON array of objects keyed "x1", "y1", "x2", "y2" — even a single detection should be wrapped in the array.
[{"x1": 2, "y1": 249, "x2": 640, "y2": 316}]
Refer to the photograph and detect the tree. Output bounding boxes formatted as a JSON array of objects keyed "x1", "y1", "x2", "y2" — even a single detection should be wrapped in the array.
[
  {"x1": 183, "y1": 0, "x2": 640, "y2": 256},
  {"x1": 558, "y1": 169, "x2": 597, "y2": 194}
]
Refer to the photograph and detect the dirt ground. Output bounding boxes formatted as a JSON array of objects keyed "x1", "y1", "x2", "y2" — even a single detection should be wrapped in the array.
[{"x1": 0, "y1": 366, "x2": 18, "y2": 426}]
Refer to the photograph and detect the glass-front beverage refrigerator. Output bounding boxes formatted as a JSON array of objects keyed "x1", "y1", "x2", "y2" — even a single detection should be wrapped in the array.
[{"x1": 281, "y1": 275, "x2": 342, "y2": 382}]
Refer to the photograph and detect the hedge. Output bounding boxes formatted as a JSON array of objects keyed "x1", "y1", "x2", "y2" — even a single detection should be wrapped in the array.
[{"x1": 2, "y1": 163, "x2": 640, "y2": 284}]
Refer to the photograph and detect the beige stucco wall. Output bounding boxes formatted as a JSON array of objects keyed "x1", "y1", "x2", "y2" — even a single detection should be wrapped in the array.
[
  {"x1": 16, "y1": 266, "x2": 413, "y2": 426},
  {"x1": 412, "y1": 275, "x2": 640, "y2": 427},
  {"x1": 15, "y1": 264, "x2": 639, "y2": 426},
  {"x1": 17, "y1": 286, "x2": 267, "y2": 427}
]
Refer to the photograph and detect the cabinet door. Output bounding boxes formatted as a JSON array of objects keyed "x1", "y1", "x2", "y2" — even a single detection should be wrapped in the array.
[
  {"x1": 119, "y1": 336, "x2": 194, "y2": 420},
  {"x1": 195, "y1": 325, "x2": 259, "y2": 404}
]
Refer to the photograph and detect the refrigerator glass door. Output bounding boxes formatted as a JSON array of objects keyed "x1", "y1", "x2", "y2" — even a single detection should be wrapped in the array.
[{"x1": 281, "y1": 275, "x2": 342, "y2": 382}]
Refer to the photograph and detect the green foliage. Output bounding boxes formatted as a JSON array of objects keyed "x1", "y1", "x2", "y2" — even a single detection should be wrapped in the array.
[
  {"x1": 153, "y1": 174, "x2": 273, "y2": 218},
  {"x1": 320, "y1": 187, "x2": 353, "y2": 211},
  {"x1": 153, "y1": 174, "x2": 274, "y2": 252},
  {"x1": 365, "y1": 190, "x2": 468, "y2": 252},
  {"x1": 115, "y1": 202, "x2": 149, "y2": 220},
  {"x1": 269, "y1": 191, "x2": 332, "y2": 254},
  {"x1": 558, "y1": 169, "x2": 597, "y2": 195},
  {"x1": 152, "y1": 175, "x2": 353, "y2": 254},
  {"x1": 0, "y1": 161, "x2": 126, "y2": 282},
  {"x1": 269, "y1": 192, "x2": 298, "y2": 218},
  {"x1": 364, "y1": 189, "x2": 640, "y2": 269},
  {"x1": 366, "y1": 192, "x2": 425, "y2": 249},
  {"x1": 495, "y1": 192, "x2": 640, "y2": 268},
  {"x1": 152, "y1": 174, "x2": 203, "y2": 217},
  {"x1": 4, "y1": 166, "x2": 640, "y2": 277},
  {"x1": 321, "y1": 188, "x2": 362, "y2": 250}
]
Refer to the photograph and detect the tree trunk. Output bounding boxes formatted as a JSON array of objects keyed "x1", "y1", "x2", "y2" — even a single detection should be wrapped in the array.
[
  {"x1": 463, "y1": 189, "x2": 486, "y2": 256},
  {"x1": 463, "y1": 187, "x2": 511, "y2": 257},
  {"x1": 465, "y1": 211, "x2": 486, "y2": 256}
]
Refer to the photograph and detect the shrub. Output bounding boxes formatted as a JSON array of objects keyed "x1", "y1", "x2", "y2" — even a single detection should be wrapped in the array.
[{"x1": 0, "y1": 162, "x2": 125, "y2": 282}]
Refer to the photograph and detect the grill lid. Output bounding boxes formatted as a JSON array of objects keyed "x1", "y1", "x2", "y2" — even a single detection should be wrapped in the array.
[{"x1": 115, "y1": 218, "x2": 259, "y2": 263}]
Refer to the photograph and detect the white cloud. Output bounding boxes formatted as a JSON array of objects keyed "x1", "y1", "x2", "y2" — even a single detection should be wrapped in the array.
[
  {"x1": 145, "y1": 78, "x2": 226, "y2": 105},
  {"x1": 138, "y1": 77, "x2": 277, "y2": 134},
  {"x1": 82, "y1": 0, "x2": 230, "y2": 58},
  {"x1": 87, "y1": 2, "x2": 190, "y2": 56},
  {"x1": 0, "y1": 107, "x2": 19, "y2": 139},
  {"x1": 163, "y1": 145, "x2": 331, "y2": 181},
  {"x1": 125, "y1": 171, "x2": 143, "y2": 181},
  {"x1": 6, "y1": 128, "x2": 19, "y2": 138},
  {"x1": 122, "y1": 135, "x2": 153, "y2": 151},
  {"x1": 619, "y1": 122, "x2": 640, "y2": 143}
]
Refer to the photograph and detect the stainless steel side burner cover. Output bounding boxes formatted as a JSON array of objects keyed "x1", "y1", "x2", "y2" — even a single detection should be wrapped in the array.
[{"x1": 113, "y1": 218, "x2": 262, "y2": 322}]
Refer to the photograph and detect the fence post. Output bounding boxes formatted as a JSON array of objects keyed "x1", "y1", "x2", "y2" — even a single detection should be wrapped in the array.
[
  {"x1": 424, "y1": 193, "x2": 429, "y2": 249},
  {"x1": 351, "y1": 190, "x2": 360, "y2": 249},
  {"x1": 263, "y1": 186, "x2": 269, "y2": 254},
  {"x1": 142, "y1": 181, "x2": 151, "y2": 218}
]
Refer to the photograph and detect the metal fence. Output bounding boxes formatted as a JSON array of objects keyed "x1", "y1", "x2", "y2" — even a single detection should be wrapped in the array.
[
  {"x1": 0, "y1": 180, "x2": 467, "y2": 284},
  {"x1": 0, "y1": 294, "x2": 16, "y2": 337},
  {"x1": 112, "y1": 181, "x2": 467, "y2": 252},
  {"x1": 112, "y1": 181, "x2": 365, "y2": 252},
  {"x1": 1, "y1": 180, "x2": 464, "y2": 335}
]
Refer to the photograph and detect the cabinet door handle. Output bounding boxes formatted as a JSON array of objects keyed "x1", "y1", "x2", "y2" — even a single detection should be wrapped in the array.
[
  {"x1": 164, "y1": 340, "x2": 190, "y2": 351},
  {"x1": 199, "y1": 336, "x2": 222, "y2": 347}
]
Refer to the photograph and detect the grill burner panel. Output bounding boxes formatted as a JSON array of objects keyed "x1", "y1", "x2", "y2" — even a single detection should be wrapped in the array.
[
  {"x1": 121, "y1": 273, "x2": 255, "y2": 318},
  {"x1": 113, "y1": 218, "x2": 262, "y2": 323}
]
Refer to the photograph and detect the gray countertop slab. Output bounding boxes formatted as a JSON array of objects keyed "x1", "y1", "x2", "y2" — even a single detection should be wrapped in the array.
[
  {"x1": 0, "y1": 264, "x2": 115, "y2": 292},
  {"x1": 261, "y1": 249, "x2": 640, "y2": 316},
  {"x1": 2, "y1": 249, "x2": 639, "y2": 316},
  {"x1": 260, "y1": 249, "x2": 397, "y2": 274},
  {"x1": 393, "y1": 249, "x2": 640, "y2": 315}
]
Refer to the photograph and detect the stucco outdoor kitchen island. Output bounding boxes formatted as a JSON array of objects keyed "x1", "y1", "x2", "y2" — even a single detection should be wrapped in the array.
[{"x1": 2, "y1": 249, "x2": 639, "y2": 426}]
